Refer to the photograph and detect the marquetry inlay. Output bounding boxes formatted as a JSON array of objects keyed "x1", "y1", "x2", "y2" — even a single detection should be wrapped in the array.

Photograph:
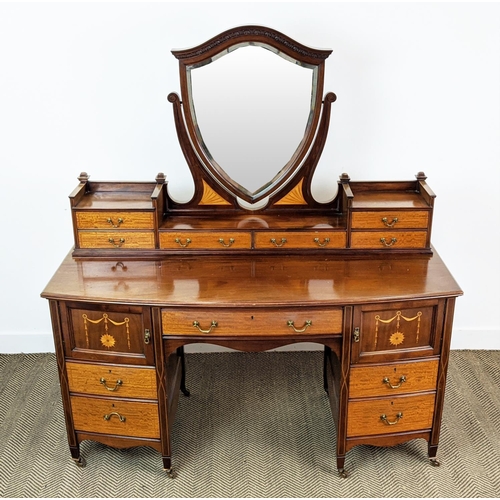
[
  {"x1": 274, "y1": 179, "x2": 307, "y2": 205},
  {"x1": 374, "y1": 311, "x2": 422, "y2": 348},
  {"x1": 82, "y1": 313, "x2": 131, "y2": 350},
  {"x1": 199, "y1": 180, "x2": 231, "y2": 206}
]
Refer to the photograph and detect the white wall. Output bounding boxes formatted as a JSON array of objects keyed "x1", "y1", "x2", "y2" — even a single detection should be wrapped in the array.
[{"x1": 0, "y1": 2, "x2": 498, "y2": 353}]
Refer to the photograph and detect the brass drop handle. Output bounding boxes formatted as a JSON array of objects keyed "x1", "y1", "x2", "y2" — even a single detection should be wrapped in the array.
[
  {"x1": 270, "y1": 238, "x2": 287, "y2": 247},
  {"x1": 103, "y1": 412, "x2": 126, "y2": 422},
  {"x1": 314, "y1": 237, "x2": 330, "y2": 247},
  {"x1": 380, "y1": 237, "x2": 397, "y2": 247},
  {"x1": 100, "y1": 377, "x2": 123, "y2": 392},
  {"x1": 287, "y1": 320, "x2": 312, "y2": 333},
  {"x1": 175, "y1": 237, "x2": 191, "y2": 248},
  {"x1": 107, "y1": 217, "x2": 124, "y2": 228},
  {"x1": 193, "y1": 320, "x2": 218, "y2": 334},
  {"x1": 383, "y1": 375, "x2": 407, "y2": 389},
  {"x1": 382, "y1": 217, "x2": 398, "y2": 227},
  {"x1": 219, "y1": 238, "x2": 235, "y2": 248},
  {"x1": 108, "y1": 238, "x2": 125, "y2": 248},
  {"x1": 380, "y1": 412, "x2": 403, "y2": 425}
]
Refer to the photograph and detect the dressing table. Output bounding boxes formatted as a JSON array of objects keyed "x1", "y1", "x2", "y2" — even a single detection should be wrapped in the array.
[{"x1": 41, "y1": 26, "x2": 462, "y2": 478}]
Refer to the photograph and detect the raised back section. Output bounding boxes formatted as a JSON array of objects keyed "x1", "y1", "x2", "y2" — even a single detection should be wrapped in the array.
[
  {"x1": 68, "y1": 27, "x2": 436, "y2": 258},
  {"x1": 168, "y1": 25, "x2": 337, "y2": 211}
]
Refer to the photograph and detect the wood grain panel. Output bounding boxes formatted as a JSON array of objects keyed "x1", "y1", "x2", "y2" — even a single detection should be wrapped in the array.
[
  {"x1": 78, "y1": 231, "x2": 155, "y2": 249},
  {"x1": 254, "y1": 231, "x2": 346, "y2": 249},
  {"x1": 70, "y1": 395, "x2": 160, "y2": 438},
  {"x1": 67, "y1": 362, "x2": 157, "y2": 399},
  {"x1": 351, "y1": 211, "x2": 429, "y2": 229},
  {"x1": 349, "y1": 359, "x2": 439, "y2": 398},
  {"x1": 159, "y1": 231, "x2": 252, "y2": 250},
  {"x1": 75, "y1": 211, "x2": 154, "y2": 229},
  {"x1": 347, "y1": 393, "x2": 435, "y2": 437},
  {"x1": 162, "y1": 308, "x2": 343, "y2": 336},
  {"x1": 350, "y1": 231, "x2": 427, "y2": 249}
]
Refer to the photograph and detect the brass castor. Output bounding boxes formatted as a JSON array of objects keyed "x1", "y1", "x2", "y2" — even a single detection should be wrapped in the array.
[
  {"x1": 73, "y1": 457, "x2": 86, "y2": 468},
  {"x1": 165, "y1": 468, "x2": 177, "y2": 478},
  {"x1": 338, "y1": 468, "x2": 348, "y2": 478},
  {"x1": 430, "y1": 458, "x2": 441, "y2": 467}
]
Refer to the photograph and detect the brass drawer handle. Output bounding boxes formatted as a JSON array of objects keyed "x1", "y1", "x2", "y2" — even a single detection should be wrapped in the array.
[
  {"x1": 175, "y1": 237, "x2": 192, "y2": 248},
  {"x1": 193, "y1": 320, "x2": 218, "y2": 334},
  {"x1": 287, "y1": 320, "x2": 312, "y2": 333},
  {"x1": 314, "y1": 237, "x2": 330, "y2": 247},
  {"x1": 108, "y1": 237, "x2": 125, "y2": 248},
  {"x1": 382, "y1": 375, "x2": 407, "y2": 389},
  {"x1": 107, "y1": 217, "x2": 124, "y2": 228},
  {"x1": 100, "y1": 377, "x2": 123, "y2": 392},
  {"x1": 380, "y1": 237, "x2": 397, "y2": 247},
  {"x1": 382, "y1": 217, "x2": 398, "y2": 227},
  {"x1": 380, "y1": 412, "x2": 403, "y2": 425},
  {"x1": 103, "y1": 411, "x2": 126, "y2": 422},
  {"x1": 270, "y1": 238, "x2": 287, "y2": 247},
  {"x1": 219, "y1": 237, "x2": 235, "y2": 247}
]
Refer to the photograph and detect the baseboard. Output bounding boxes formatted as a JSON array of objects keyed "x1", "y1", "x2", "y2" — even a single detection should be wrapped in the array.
[{"x1": 1, "y1": 329, "x2": 498, "y2": 354}]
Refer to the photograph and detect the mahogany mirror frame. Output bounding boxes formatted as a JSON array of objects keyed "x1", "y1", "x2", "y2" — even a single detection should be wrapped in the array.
[{"x1": 168, "y1": 25, "x2": 336, "y2": 210}]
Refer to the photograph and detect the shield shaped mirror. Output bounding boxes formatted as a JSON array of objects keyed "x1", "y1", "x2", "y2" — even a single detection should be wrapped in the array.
[
  {"x1": 171, "y1": 26, "x2": 332, "y2": 206},
  {"x1": 187, "y1": 44, "x2": 316, "y2": 199}
]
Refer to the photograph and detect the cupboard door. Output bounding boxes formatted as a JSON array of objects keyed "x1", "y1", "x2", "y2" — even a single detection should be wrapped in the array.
[
  {"x1": 351, "y1": 299, "x2": 444, "y2": 363},
  {"x1": 59, "y1": 302, "x2": 154, "y2": 365}
]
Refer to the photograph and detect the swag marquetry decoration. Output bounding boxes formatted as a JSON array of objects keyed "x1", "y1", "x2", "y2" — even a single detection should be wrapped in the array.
[
  {"x1": 374, "y1": 311, "x2": 422, "y2": 348},
  {"x1": 82, "y1": 313, "x2": 131, "y2": 350}
]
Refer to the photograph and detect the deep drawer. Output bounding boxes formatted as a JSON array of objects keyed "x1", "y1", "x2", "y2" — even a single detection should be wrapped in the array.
[
  {"x1": 159, "y1": 231, "x2": 252, "y2": 250},
  {"x1": 347, "y1": 392, "x2": 435, "y2": 437},
  {"x1": 162, "y1": 308, "x2": 343, "y2": 336},
  {"x1": 78, "y1": 231, "x2": 155, "y2": 249},
  {"x1": 75, "y1": 211, "x2": 154, "y2": 230},
  {"x1": 349, "y1": 359, "x2": 439, "y2": 398},
  {"x1": 351, "y1": 211, "x2": 429, "y2": 229},
  {"x1": 254, "y1": 231, "x2": 346, "y2": 249},
  {"x1": 67, "y1": 362, "x2": 157, "y2": 399},
  {"x1": 70, "y1": 395, "x2": 159, "y2": 439}
]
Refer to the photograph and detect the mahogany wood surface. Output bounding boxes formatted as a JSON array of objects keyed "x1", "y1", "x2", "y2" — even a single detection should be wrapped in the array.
[{"x1": 42, "y1": 249, "x2": 461, "y2": 306}]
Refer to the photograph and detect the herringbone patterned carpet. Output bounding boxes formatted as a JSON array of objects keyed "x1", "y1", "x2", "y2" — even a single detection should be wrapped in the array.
[{"x1": 0, "y1": 350, "x2": 499, "y2": 498}]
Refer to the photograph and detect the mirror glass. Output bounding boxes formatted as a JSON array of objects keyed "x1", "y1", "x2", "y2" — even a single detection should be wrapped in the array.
[{"x1": 186, "y1": 43, "x2": 318, "y2": 200}]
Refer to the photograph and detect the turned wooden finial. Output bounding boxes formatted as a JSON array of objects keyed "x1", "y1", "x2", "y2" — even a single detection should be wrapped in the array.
[
  {"x1": 156, "y1": 172, "x2": 167, "y2": 184},
  {"x1": 339, "y1": 173, "x2": 351, "y2": 184},
  {"x1": 415, "y1": 171, "x2": 427, "y2": 181},
  {"x1": 78, "y1": 172, "x2": 89, "y2": 183}
]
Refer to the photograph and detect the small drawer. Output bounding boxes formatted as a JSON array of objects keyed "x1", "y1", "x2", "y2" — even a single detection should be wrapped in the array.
[
  {"x1": 254, "y1": 231, "x2": 346, "y2": 249},
  {"x1": 70, "y1": 395, "x2": 159, "y2": 439},
  {"x1": 76, "y1": 211, "x2": 154, "y2": 230},
  {"x1": 162, "y1": 308, "x2": 343, "y2": 336},
  {"x1": 78, "y1": 260, "x2": 158, "y2": 279},
  {"x1": 349, "y1": 359, "x2": 439, "y2": 398},
  {"x1": 159, "y1": 231, "x2": 252, "y2": 250},
  {"x1": 78, "y1": 231, "x2": 155, "y2": 249},
  {"x1": 347, "y1": 393, "x2": 435, "y2": 437},
  {"x1": 67, "y1": 362, "x2": 157, "y2": 399},
  {"x1": 351, "y1": 211, "x2": 429, "y2": 229},
  {"x1": 350, "y1": 231, "x2": 427, "y2": 249}
]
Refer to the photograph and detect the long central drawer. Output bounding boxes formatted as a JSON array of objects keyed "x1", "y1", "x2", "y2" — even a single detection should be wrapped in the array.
[{"x1": 162, "y1": 308, "x2": 343, "y2": 336}]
